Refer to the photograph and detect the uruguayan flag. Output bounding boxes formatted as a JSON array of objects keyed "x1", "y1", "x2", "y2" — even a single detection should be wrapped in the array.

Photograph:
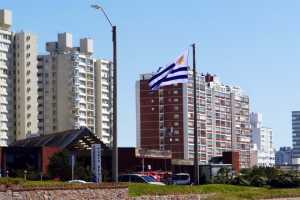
[{"x1": 148, "y1": 50, "x2": 189, "y2": 90}]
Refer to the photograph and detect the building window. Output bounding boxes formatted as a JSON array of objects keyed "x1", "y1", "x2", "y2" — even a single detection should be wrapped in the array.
[
  {"x1": 27, "y1": 122, "x2": 31, "y2": 127},
  {"x1": 174, "y1": 106, "x2": 179, "y2": 111}
]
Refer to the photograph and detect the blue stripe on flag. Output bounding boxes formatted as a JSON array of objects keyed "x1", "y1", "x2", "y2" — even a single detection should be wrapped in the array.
[
  {"x1": 150, "y1": 74, "x2": 188, "y2": 90},
  {"x1": 148, "y1": 63, "x2": 175, "y2": 83},
  {"x1": 171, "y1": 67, "x2": 189, "y2": 73}
]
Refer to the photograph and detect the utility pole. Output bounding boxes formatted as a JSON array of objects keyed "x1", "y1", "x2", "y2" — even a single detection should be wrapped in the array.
[
  {"x1": 91, "y1": 4, "x2": 118, "y2": 182},
  {"x1": 192, "y1": 43, "x2": 199, "y2": 184}
]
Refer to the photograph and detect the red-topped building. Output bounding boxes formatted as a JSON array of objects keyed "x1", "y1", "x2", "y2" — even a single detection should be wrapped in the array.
[{"x1": 136, "y1": 71, "x2": 251, "y2": 169}]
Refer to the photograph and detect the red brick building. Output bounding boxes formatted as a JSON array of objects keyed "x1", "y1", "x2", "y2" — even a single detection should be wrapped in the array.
[{"x1": 136, "y1": 72, "x2": 251, "y2": 168}]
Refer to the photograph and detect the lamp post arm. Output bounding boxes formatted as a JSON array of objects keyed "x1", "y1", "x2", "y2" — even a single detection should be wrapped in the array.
[{"x1": 91, "y1": 4, "x2": 113, "y2": 27}]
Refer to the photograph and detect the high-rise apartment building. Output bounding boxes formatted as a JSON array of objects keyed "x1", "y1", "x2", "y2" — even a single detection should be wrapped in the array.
[
  {"x1": 292, "y1": 111, "x2": 300, "y2": 164},
  {"x1": 136, "y1": 72, "x2": 251, "y2": 168},
  {"x1": 275, "y1": 146, "x2": 293, "y2": 166},
  {"x1": 0, "y1": 9, "x2": 39, "y2": 145},
  {"x1": 0, "y1": 9, "x2": 114, "y2": 146},
  {"x1": 0, "y1": 9, "x2": 12, "y2": 146},
  {"x1": 250, "y1": 112, "x2": 275, "y2": 166},
  {"x1": 37, "y1": 33, "x2": 113, "y2": 145},
  {"x1": 95, "y1": 59, "x2": 113, "y2": 145},
  {"x1": 14, "y1": 32, "x2": 39, "y2": 140}
]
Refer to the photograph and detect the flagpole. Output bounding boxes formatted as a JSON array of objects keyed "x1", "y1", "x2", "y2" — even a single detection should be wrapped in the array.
[{"x1": 192, "y1": 43, "x2": 199, "y2": 184}]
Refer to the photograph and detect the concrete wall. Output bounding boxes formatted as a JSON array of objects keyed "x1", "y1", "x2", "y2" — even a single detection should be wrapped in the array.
[
  {"x1": 0, "y1": 187, "x2": 128, "y2": 200},
  {"x1": 0, "y1": 187, "x2": 204, "y2": 200}
]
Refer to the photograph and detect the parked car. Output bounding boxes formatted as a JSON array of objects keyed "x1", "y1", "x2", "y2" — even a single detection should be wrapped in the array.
[
  {"x1": 118, "y1": 174, "x2": 165, "y2": 185},
  {"x1": 172, "y1": 173, "x2": 191, "y2": 185},
  {"x1": 66, "y1": 180, "x2": 88, "y2": 184}
]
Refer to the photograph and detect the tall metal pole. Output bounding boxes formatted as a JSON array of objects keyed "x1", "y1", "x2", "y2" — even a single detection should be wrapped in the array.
[
  {"x1": 91, "y1": 4, "x2": 118, "y2": 183},
  {"x1": 112, "y1": 25, "x2": 118, "y2": 183},
  {"x1": 192, "y1": 43, "x2": 199, "y2": 184}
]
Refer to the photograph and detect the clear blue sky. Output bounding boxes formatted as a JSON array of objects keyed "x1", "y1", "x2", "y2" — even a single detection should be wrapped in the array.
[{"x1": 2, "y1": 0, "x2": 300, "y2": 149}]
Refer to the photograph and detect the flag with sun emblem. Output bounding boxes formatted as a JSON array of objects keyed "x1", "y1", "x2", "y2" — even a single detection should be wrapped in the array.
[{"x1": 148, "y1": 50, "x2": 189, "y2": 90}]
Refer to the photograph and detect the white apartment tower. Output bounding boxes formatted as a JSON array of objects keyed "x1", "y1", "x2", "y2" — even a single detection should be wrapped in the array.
[
  {"x1": 95, "y1": 59, "x2": 113, "y2": 145},
  {"x1": 0, "y1": 9, "x2": 39, "y2": 144},
  {"x1": 0, "y1": 9, "x2": 114, "y2": 145},
  {"x1": 38, "y1": 33, "x2": 96, "y2": 134},
  {"x1": 14, "y1": 32, "x2": 39, "y2": 140},
  {"x1": 37, "y1": 33, "x2": 113, "y2": 145},
  {"x1": 250, "y1": 112, "x2": 275, "y2": 166},
  {"x1": 0, "y1": 9, "x2": 12, "y2": 145}
]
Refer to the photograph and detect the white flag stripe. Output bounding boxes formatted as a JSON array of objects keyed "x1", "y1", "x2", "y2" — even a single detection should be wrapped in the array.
[
  {"x1": 165, "y1": 70, "x2": 188, "y2": 78},
  {"x1": 149, "y1": 67, "x2": 173, "y2": 87},
  {"x1": 148, "y1": 50, "x2": 189, "y2": 90},
  {"x1": 160, "y1": 78, "x2": 188, "y2": 87}
]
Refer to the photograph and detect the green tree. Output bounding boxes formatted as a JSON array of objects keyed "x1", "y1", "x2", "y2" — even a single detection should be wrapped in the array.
[
  {"x1": 47, "y1": 150, "x2": 72, "y2": 181},
  {"x1": 214, "y1": 167, "x2": 232, "y2": 184}
]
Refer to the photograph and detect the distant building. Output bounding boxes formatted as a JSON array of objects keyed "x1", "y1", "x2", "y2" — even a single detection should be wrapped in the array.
[
  {"x1": 136, "y1": 71, "x2": 251, "y2": 169},
  {"x1": 275, "y1": 147, "x2": 293, "y2": 165},
  {"x1": 250, "y1": 112, "x2": 275, "y2": 167},
  {"x1": 249, "y1": 144, "x2": 258, "y2": 167},
  {"x1": 292, "y1": 111, "x2": 300, "y2": 164}
]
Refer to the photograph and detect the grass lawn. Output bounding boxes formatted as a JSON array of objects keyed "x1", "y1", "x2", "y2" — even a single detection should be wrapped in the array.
[{"x1": 129, "y1": 184, "x2": 300, "y2": 200}]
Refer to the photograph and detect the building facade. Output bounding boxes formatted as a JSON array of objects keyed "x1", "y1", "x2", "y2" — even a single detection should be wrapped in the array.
[
  {"x1": 136, "y1": 72, "x2": 251, "y2": 168},
  {"x1": 95, "y1": 59, "x2": 113, "y2": 145},
  {"x1": 250, "y1": 112, "x2": 275, "y2": 166},
  {"x1": 275, "y1": 146, "x2": 293, "y2": 166},
  {"x1": 0, "y1": 9, "x2": 114, "y2": 146},
  {"x1": 292, "y1": 111, "x2": 300, "y2": 164},
  {"x1": 14, "y1": 32, "x2": 39, "y2": 140},
  {"x1": 0, "y1": 9, "x2": 12, "y2": 146},
  {"x1": 0, "y1": 9, "x2": 39, "y2": 145},
  {"x1": 37, "y1": 33, "x2": 113, "y2": 145}
]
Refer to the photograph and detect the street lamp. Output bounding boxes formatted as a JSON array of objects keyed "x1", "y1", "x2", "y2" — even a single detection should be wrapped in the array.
[{"x1": 91, "y1": 4, "x2": 118, "y2": 183}]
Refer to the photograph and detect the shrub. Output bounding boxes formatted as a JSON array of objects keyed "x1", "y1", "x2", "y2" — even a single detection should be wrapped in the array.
[
  {"x1": 214, "y1": 167, "x2": 232, "y2": 184},
  {"x1": 250, "y1": 175, "x2": 267, "y2": 187},
  {"x1": 231, "y1": 175, "x2": 250, "y2": 186}
]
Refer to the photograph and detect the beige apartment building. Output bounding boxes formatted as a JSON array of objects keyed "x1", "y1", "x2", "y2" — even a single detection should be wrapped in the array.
[
  {"x1": 0, "y1": 9, "x2": 39, "y2": 144},
  {"x1": 0, "y1": 9, "x2": 114, "y2": 146},
  {"x1": 37, "y1": 33, "x2": 114, "y2": 145},
  {"x1": 14, "y1": 32, "x2": 39, "y2": 140}
]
